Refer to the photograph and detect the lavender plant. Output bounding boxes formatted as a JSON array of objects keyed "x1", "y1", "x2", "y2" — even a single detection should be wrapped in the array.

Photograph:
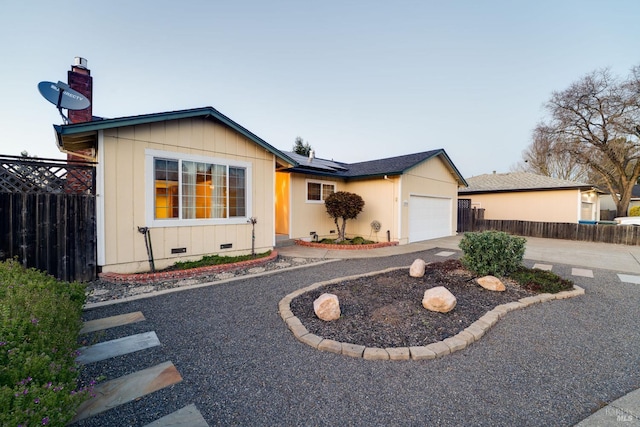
[{"x1": 0, "y1": 260, "x2": 91, "y2": 426}]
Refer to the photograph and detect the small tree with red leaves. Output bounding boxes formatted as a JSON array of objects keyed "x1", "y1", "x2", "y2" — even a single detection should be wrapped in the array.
[{"x1": 324, "y1": 191, "x2": 365, "y2": 242}]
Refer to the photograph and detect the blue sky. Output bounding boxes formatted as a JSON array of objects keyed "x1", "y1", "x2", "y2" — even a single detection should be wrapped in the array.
[{"x1": 0, "y1": 0, "x2": 638, "y2": 177}]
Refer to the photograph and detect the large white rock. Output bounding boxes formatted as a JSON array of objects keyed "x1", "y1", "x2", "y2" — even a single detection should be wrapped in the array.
[
  {"x1": 314, "y1": 293, "x2": 341, "y2": 321},
  {"x1": 422, "y1": 286, "x2": 457, "y2": 313},
  {"x1": 477, "y1": 275, "x2": 506, "y2": 292},
  {"x1": 409, "y1": 259, "x2": 427, "y2": 277}
]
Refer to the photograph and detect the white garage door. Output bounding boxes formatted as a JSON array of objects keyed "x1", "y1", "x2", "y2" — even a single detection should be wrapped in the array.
[{"x1": 409, "y1": 196, "x2": 452, "y2": 242}]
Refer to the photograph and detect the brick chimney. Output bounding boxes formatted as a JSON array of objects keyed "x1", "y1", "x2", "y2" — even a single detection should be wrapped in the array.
[
  {"x1": 67, "y1": 57, "x2": 92, "y2": 124},
  {"x1": 65, "y1": 57, "x2": 95, "y2": 168}
]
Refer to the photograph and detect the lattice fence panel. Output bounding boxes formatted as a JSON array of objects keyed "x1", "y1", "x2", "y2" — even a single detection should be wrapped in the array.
[{"x1": 0, "y1": 155, "x2": 95, "y2": 194}]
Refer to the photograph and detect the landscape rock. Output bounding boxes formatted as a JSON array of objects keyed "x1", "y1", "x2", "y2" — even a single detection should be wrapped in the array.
[
  {"x1": 422, "y1": 286, "x2": 457, "y2": 313},
  {"x1": 313, "y1": 293, "x2": 341, "y2": 321},
  {"x1": 477, "y1": 275, "x2": 506, "y2": 292},
  {"x1": 409, "y1": 259, "x2": 427, "y2": 277}
]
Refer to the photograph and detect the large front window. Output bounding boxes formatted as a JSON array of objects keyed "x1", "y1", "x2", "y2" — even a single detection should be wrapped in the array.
[{"x1": 147, "y1": 150, "x2": 250, "y2": 225}]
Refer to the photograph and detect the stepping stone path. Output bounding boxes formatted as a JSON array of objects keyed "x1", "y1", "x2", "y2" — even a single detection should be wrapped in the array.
[
  {"x1": 618, "y1": 273, "x2": 640, "y2": 284},
  {"x1": 572, "y1": 268, "x2": 594, "y2": 278},
  {"x1": 438, "y1": 253, "x2": 640, "y2": 284},
  {"x1": 436, "y1": 252, "x2": 610, "y2": 281},
  {"x1": 72, "y1": 311, "x2": 209, "y2": 426},
  {"x1": 76, "y1": 332, "x2": 161, "y2": 365},
  {"x1": 435, "y1": 251, "x2": 456, "y2": 257}
]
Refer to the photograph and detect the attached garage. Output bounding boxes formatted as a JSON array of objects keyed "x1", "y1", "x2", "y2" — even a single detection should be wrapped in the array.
[{"x1": 408, "y1": 195, "x2": 452, "y2": 242}]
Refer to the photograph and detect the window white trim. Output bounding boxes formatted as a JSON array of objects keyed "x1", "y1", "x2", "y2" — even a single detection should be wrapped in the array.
[
  {"x1": 305, "y1": 179, "x2": 336, "y2": 203},
  {"x1": 145, "y1": 149, "x2": 252, "y2": 227}
]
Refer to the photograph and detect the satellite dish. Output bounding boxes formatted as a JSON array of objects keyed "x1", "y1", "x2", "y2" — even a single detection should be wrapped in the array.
[
  {"x1": 38, "y1": 80, "x2": 91, "y2": 124},
  {"x1": 38, "y1": 81, "x2": 90, "y2": 110}
]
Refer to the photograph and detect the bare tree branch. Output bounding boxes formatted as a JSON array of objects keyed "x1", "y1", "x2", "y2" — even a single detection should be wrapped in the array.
[{"x1": 521, "y1": 65, "x2": 640, "y2": 216}]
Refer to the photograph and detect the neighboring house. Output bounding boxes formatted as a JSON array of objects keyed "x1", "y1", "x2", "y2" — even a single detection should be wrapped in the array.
[
  {"x1": 459, "y1": 172, "x2": 603, "y2": 223},
  {"x1": 54, "y1": 107, "x2": 467, "y2": 274},
  {"x1": 276, "y1": 150, "x2": 468, "y2": 245}
]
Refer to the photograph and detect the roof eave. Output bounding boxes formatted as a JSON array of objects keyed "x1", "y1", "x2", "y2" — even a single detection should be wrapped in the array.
[
  {"x1": 421, "y1": 149, "x2": 468, "y2": 187},
  {"x1": 343, "y1": 172, "x2": 403, "y2": 181},
  {"x1": 459, "y1": 185, "x2": 598, "y2": 194},
  {"x1": 284, "y1": 149, "x2": 468, "y2": 185},
  {"x1": 53, "y1": 107, "x2": 297, "y2": 166},
  {"x1": 282, "y1": 166, "x2": 407, "y2": 180},
  {"x1": 281, "y1": 168, "x2": 348, "y2": 179}
]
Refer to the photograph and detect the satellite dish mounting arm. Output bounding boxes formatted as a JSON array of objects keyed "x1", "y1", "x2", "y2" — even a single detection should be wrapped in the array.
[{"x1": 55, "y1": 81, "x2": 70, "y2": 124}]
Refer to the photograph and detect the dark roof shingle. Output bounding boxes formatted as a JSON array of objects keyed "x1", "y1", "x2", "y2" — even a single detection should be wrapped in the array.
[{"x1": 284, "y1": 149, "x2": 467, "y2": 185}]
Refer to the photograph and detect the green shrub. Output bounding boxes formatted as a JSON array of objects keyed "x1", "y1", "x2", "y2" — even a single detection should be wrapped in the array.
[
  {"x1": 348, "y1": 236, "x2": 374, "y2": 245},
  {"x1": 173, "y1": 250, "x2": 271, "y2": 270},
  {"x1": 458, "y1": 231, "x2": 526, "y2": 276},
  {"x1": 0, "y1": 260, "x2": 89, "y2": 426},
  {"x1": 317, "y1": 237, "x2": 374, "y2": 245},
  {"x1": 629, "y1": 206, "x2": 640, "y2": 216},
  {"x1": 509, "y1": 267, "x2": 574, "y2": 293}
]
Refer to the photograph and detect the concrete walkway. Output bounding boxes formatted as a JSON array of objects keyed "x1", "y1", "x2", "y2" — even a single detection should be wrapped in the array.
[{"x1": 278, "y1": 235, "x2": 640, "y2": 426}]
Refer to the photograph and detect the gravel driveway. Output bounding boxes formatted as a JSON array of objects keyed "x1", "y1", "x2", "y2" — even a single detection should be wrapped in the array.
[{"x1": 74, "y1": 248, "x2": 640, "y2": 426}]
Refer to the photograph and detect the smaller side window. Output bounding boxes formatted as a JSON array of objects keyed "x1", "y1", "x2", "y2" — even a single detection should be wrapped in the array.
[
  {"x1": 154, "y1": 159, "x2": 179, "y2": 219},
  {"x1": 306, "y1": 180, "x2": 335, "y2": 202},
  {"x1": 322, "y1": 184, "x2": 335, "y2": 201},
  {"x1": 307, "y1": 182, "x2": 322, "y2": 201}
]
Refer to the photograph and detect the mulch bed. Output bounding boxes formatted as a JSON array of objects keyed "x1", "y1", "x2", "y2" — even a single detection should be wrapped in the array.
[
  {"x1": 295, "y1": 240, "x2": 399, "y2": 250},
  {"x1": 289, "y1": 259, "x2": 537, "y2": 348}
]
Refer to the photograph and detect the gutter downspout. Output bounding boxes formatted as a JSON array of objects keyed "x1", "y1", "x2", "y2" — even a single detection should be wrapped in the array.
[{"x1": 137, "y1": 227, "x2": 156, "y2": 273}]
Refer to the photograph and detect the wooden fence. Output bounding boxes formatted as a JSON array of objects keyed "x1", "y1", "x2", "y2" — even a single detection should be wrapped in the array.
[
  {"x1": 457, "y1": 199, "x2": 485, "y2": 233},
  {"x1": 0, "y1": 155, "x2": 96, "y2": 282},
  {"x1": 473, "y1": 219, "x2": 640, "y2": 246}
]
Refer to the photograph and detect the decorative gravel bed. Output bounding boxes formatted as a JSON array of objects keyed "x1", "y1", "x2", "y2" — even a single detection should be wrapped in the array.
[
  {"x1": 84, "y1": 255, "x2": 326, "y2": 305},
  {"x1": 289, "y1": 259, "x2": 538, "y2": 348}
]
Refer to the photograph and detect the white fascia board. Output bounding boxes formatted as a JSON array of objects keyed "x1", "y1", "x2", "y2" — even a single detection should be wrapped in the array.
[{"x1": 96, "y1": 130, "x2": 106, "y2": 266}]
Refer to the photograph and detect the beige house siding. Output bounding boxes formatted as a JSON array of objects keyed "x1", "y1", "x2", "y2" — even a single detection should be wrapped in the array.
[
  {"x1": 466, "y1": 189, "x2": 583, "y2": 222},
  {"x1": 283, "y1": 154, "x2": 460, "y2": 244},
  {"x1": 100, "y1": 117, "x2": 275, "y2": 274},
  {"x1": 399, "y1": 157, "x2": 459, "y2": 244},
  {"x1": 285, "y1": 174, "x2": 399, "y2": 242},
  {"x1": 337, "y1": 176, "x2": 399, "y2": 242},
  {"x1": 287, "y1": 174, "x2": 345, "y2": 239}
]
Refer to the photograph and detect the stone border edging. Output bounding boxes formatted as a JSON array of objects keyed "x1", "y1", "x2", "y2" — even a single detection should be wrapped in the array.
[
  {"x1": 278, "y1": 267, "x2": 585, "y2": 361},
  {"x1": 294, "y1": 240, "x2": 399, "y2": 250},
  {"x1": 99, "y1": 250, "x2": 279, "y2": 284}
]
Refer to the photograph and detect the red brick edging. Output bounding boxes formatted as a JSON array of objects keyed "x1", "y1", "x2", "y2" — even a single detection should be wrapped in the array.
[
  {"x1": 295, "y1": 240, "x2": 399, "y2": 250},
  {"x1": 99, "y1": 250, "x2": 279, "y2": 284}
]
